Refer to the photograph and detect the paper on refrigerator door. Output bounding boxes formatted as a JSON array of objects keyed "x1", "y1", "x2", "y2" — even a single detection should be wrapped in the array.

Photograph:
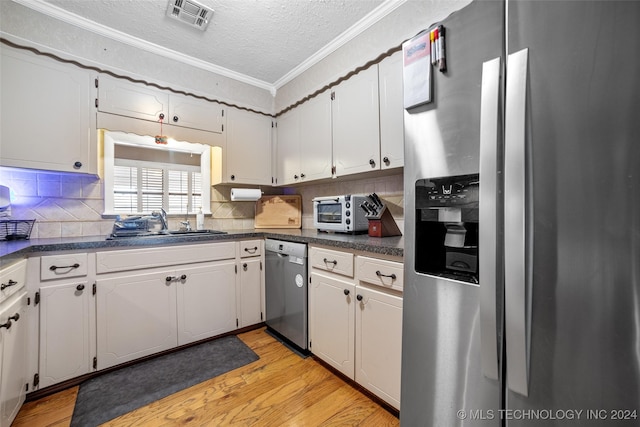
[{"x1": 403, "y1": 31, "x2": 432, "y2": 109}]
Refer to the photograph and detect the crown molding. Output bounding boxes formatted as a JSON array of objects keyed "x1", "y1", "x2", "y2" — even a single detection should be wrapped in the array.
[
  {"x1": 11, "y1": 0, "x2": 275, "y2": 92},
  {"x1": 273, "y1": 0, "x2": 407, "y2": 89},
  {"x1": 11, "y1": 0, "x2": 406, "y2": 95}
]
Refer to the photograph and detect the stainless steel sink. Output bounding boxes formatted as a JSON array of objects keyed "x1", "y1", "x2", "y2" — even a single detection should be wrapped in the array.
[{"x1": 107, "y1": 229, "x2": 227, "y2": 239}]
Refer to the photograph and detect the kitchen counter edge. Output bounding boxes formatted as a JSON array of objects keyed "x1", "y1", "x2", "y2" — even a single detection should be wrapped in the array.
[{"x1": 0, "y1": 229, "x2": 403, "y2": 266}]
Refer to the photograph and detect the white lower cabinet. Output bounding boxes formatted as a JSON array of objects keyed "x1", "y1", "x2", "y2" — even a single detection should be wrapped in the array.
[
  {"x1": 176, "y1": 261, "x2": 237, "y2": 345},
  {"x1": 309, "y1": 272, "x2": 355, "y2": 377},
  {"x1": 355, "y1": 285, "x2": 403, "y2": 409},
  {"x1": 96, "y1": 268, "x2": 178, "y2": 370},
  {"x1": 237, "y1": 240, "x2": 265, "y2": 328},
  {"x1": 96, "y1": 260, "x2": 236, "y2": 370},
  {"x1": 0, "y1": 291, "x2": 29, "y2": 427},
  {"x1": 25, "y1": 254, "x2": 95, "y2": 391},
  {"x1": 308, "y1": 246, "x2": 403, "y2": 410},
  {"x1": 238, "y1": 258, "x2": 263, "y2": 328},
  {"x1": 38, "y1": 281, "x2": 93, "y2": 389}
]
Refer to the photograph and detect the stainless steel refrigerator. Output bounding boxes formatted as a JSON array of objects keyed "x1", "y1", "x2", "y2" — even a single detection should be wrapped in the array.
[{"x1": 401, "y1": 1, "x2": 640, "y2": 425}]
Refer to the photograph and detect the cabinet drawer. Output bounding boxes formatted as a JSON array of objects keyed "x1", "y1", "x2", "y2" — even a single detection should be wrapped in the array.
[
  {"x1": 310, "y1": 247, "x2": 354, "y2": 278},
  {"x1": 356, "y1": 256, "x2": 404, "y2": 292},
  {"x1": 40, "y1": 253, "x2": 88, "y2": 281},
  {"x1": 96, "y1": 242, "x2": 235, "y2": 274},
  {"x1": 240, "y1": 240, "x2": 262, "y2": 258},
  {"x1": 0, "y1": 259, "x2": 27, "y2": 303}
]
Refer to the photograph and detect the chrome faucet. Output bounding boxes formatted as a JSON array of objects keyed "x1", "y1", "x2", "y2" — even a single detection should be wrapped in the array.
[
  {"x1": 153, "y1": 208, "x2": 168, "y2": 231},
  {"x1": 180, "y1": 207, "x2": 192, "y2": 231}
]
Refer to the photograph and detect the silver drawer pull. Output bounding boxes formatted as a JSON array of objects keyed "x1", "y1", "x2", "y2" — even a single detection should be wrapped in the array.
[
  {"x1": 165, "y1": 274, "x2": 187, "y2": 282},
  {"x1": 49, "y1": 263, "x2": 80, "y2": 271},
  {"x1": 376, "y1": 270, "x2": 396, "y2": 280},
  {"x1": 323, "y1": 258, "x2": 338, "y2": 266},
  {"x1": 244, "y1": 247, "x2": 258, "y2": 254},
  {"x1": 1, "y1": 279, "x2": 18, "y2": 291},
  {"x1": 0, "y1": 313, "x2": 19, "y2": 330}
]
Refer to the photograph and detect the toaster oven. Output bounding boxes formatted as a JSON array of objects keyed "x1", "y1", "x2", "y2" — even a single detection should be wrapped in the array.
[{"x1": 313, "y1": 195, "x2": 368, "y2": 233}]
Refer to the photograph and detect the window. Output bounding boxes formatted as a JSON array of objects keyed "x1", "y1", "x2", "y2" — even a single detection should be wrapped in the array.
[{"x1": 102, "y1": 131, "x2": 211, "y2": 215}]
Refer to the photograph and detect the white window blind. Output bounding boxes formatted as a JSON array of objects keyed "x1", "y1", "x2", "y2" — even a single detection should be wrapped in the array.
[
  {"x1": 113, "y1": 159, "x2": 201, "y2": 215},
  {"x1": 102, "y1": 131, "x2": 212, "y2": 216}
]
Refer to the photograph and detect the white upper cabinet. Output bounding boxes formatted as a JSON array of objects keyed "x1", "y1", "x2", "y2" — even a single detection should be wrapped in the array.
[
  {"x1": 97, "y1": 74, "x2": 168, "y2": 122},
  {"x1": 299, "y1": 93, "x2": 333, "y2": 182},
  {"x1": 0, "y1": 46, "x2": 96, "y2": 174},
  {"x1": 96, "y1": 74, "x2": 224, "y2": 134},
  {"x1": 168, "y1": 94, "x2": 224, "y2": 134},
  {"x1": 275, "y1": 108, "x2": 300, "y2": 186},
  {"x1": 275, "y1": 93, "x2": 333, "y2": 186},
  {"x1": 332, "y1": 66, "x2": 381, "y2": 177},
  {"x1": 378, "y1": 51, "x2": 405, "y2": 170},
  {"x1": 275, "y1": 54, "x2": 404, "y2": 185},
  {"x1": 222, "y1": 107, "x2": 273, "y2": 185}
]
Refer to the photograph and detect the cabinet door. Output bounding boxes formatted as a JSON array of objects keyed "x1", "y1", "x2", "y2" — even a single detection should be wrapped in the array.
[
  {"x1": 176, "y1": 261, "x2": 236, "y2": 345},
  {"x1": 332, "y1": 66, "x2": 380, "y2": 177},
  {"x1": 275, "y1": 108, "x2": 300, "y2": 186},
  {"x1": 378, "y1": 51, "x2": 404, "y2": 170},
  {"x1": 97, "y1": 73, "x2": 168, "y2": 122},
  {"x1": 355, "y1": 285, "x2": 403, "y2": 409},
  {"x1": 309, "y1": 272, "x2": 355, "y2": 378},
  {"x1": 225, "y1": 108, "x2": 273, "y2": 185},
  {"x1": 39, "y1": 281, "x2": 93, "y2": 389},
  {"x1": 0, "y1": 292, "x2": 28, "y2": 427},
  {"x1": 0, "y1": 47, "x2": 96, "y2": 174},
  {"x1": 169, "y1": 96, "x2": 224, "y2": 134},
  {"x1": 238, "y1": 258, "x2": 263, "y2": 328},
  {"x1": 96, "y1": 269, "x2": 177, "y2": 370},
  {"x1": 299, "y1": 93, "x2": 333, "y2": 182}
]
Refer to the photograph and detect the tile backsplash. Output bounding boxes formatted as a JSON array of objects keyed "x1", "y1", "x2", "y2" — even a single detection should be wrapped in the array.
[
  {"x1": 0, "y1": 168, "x2": 110, "y2": 239},
  {"x1": 295, "y1": 172, "x2": 405, "y2": 232},
  {"x1": 0, "y1": 167, "x2": 404, "y2": 238}
]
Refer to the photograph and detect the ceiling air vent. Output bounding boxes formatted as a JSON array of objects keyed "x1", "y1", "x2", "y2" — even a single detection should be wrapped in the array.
[{"x1": 166, "y1": 0, "x2": 214, "y2": 31}]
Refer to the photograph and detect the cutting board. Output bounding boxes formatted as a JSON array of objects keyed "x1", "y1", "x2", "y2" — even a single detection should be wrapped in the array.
[{"x1": 255, "y1": 195, "x2": 302, "y2": 229}]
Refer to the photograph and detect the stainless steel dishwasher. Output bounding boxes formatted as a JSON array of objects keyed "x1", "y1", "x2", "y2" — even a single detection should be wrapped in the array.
[{"x1": 264, "y1": 239, "x2": 308, "y2": 351}]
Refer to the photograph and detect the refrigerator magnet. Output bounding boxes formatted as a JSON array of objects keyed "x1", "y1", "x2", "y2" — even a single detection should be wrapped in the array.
[{"x1": 403, "y1": 30, "x2": 432, "y2": 109}]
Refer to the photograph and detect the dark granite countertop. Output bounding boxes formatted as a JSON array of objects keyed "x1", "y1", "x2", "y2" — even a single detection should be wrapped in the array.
[{"x1": 0, "y1": 229, "x2": 404, "y2": 267}]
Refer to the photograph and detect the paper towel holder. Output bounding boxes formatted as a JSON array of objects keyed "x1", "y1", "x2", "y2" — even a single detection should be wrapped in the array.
[{"x1": 230, "y1": 188, "x2": 263, "y2": 202}]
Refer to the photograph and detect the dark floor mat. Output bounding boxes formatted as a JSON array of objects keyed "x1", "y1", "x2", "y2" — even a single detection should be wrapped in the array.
[{"x1": 71, "y1": 335, "x2": 259, "y2": 426}]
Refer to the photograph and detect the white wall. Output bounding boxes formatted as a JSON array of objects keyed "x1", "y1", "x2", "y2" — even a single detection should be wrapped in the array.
[
  {"x1": 0, "y1": 1, "x2": 274, "y2": 114},
  {"x1": 0, "y1": 0, "x2": 473, "y2": 114},
  {"x1": 274, "y1": 0, "x2": 472, "y2": 112},
  {"x1": 0, "y1": 0, "x2": 473, "y2": 237}
]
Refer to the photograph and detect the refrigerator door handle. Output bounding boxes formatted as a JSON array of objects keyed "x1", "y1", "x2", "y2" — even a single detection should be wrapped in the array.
[
  {"x1": 504, "y1": 48, "x2": 531, "y2": 397},
  {"x1": 479, "y1": 57, "x2": 502, "y2": 381}
]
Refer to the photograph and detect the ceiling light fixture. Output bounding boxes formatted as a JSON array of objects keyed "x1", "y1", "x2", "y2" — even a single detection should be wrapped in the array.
[{"x1": 166, "y1": 0, "x2": 214, "y2": 31}]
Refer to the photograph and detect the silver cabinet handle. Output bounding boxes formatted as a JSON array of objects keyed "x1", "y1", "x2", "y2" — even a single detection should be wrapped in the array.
[
  {"x1": 244, "y1": 247, "x2": 258, "y2": 254},
  {"x1": 375, "y1": 270, "x2": 396, "y2": 280},
  {"x1": 49, "y1": 263, "x2": 80, "y2": 271},
  {"x1": 0, "y1": 279, "x2": 18, "y2": 291},
  {"x1": 165, "y1": 274, "x2": 187, "y2": 282},
  {"x1": 0, "y1": 313, "x2": 19, "y2": 330},
  {"x1": 479, "y1": 57, "x2": 502, "y2": 381},
  {"x1": 323, "y1": 258, "x2": 337, "y2": 266},
  {"x1": 504, "y1": 48, "x2": 531, "y2": 397}
]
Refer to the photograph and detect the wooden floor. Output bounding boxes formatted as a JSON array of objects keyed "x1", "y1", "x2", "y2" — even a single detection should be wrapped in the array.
[{"x1": 13, "y1": 327, "x2": 399, "y2": 426}]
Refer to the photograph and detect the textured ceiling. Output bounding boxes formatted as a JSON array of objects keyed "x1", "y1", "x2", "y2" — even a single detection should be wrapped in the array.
[{"x1": 37, "y1": 0, "x2": 387, "y2": 87}]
